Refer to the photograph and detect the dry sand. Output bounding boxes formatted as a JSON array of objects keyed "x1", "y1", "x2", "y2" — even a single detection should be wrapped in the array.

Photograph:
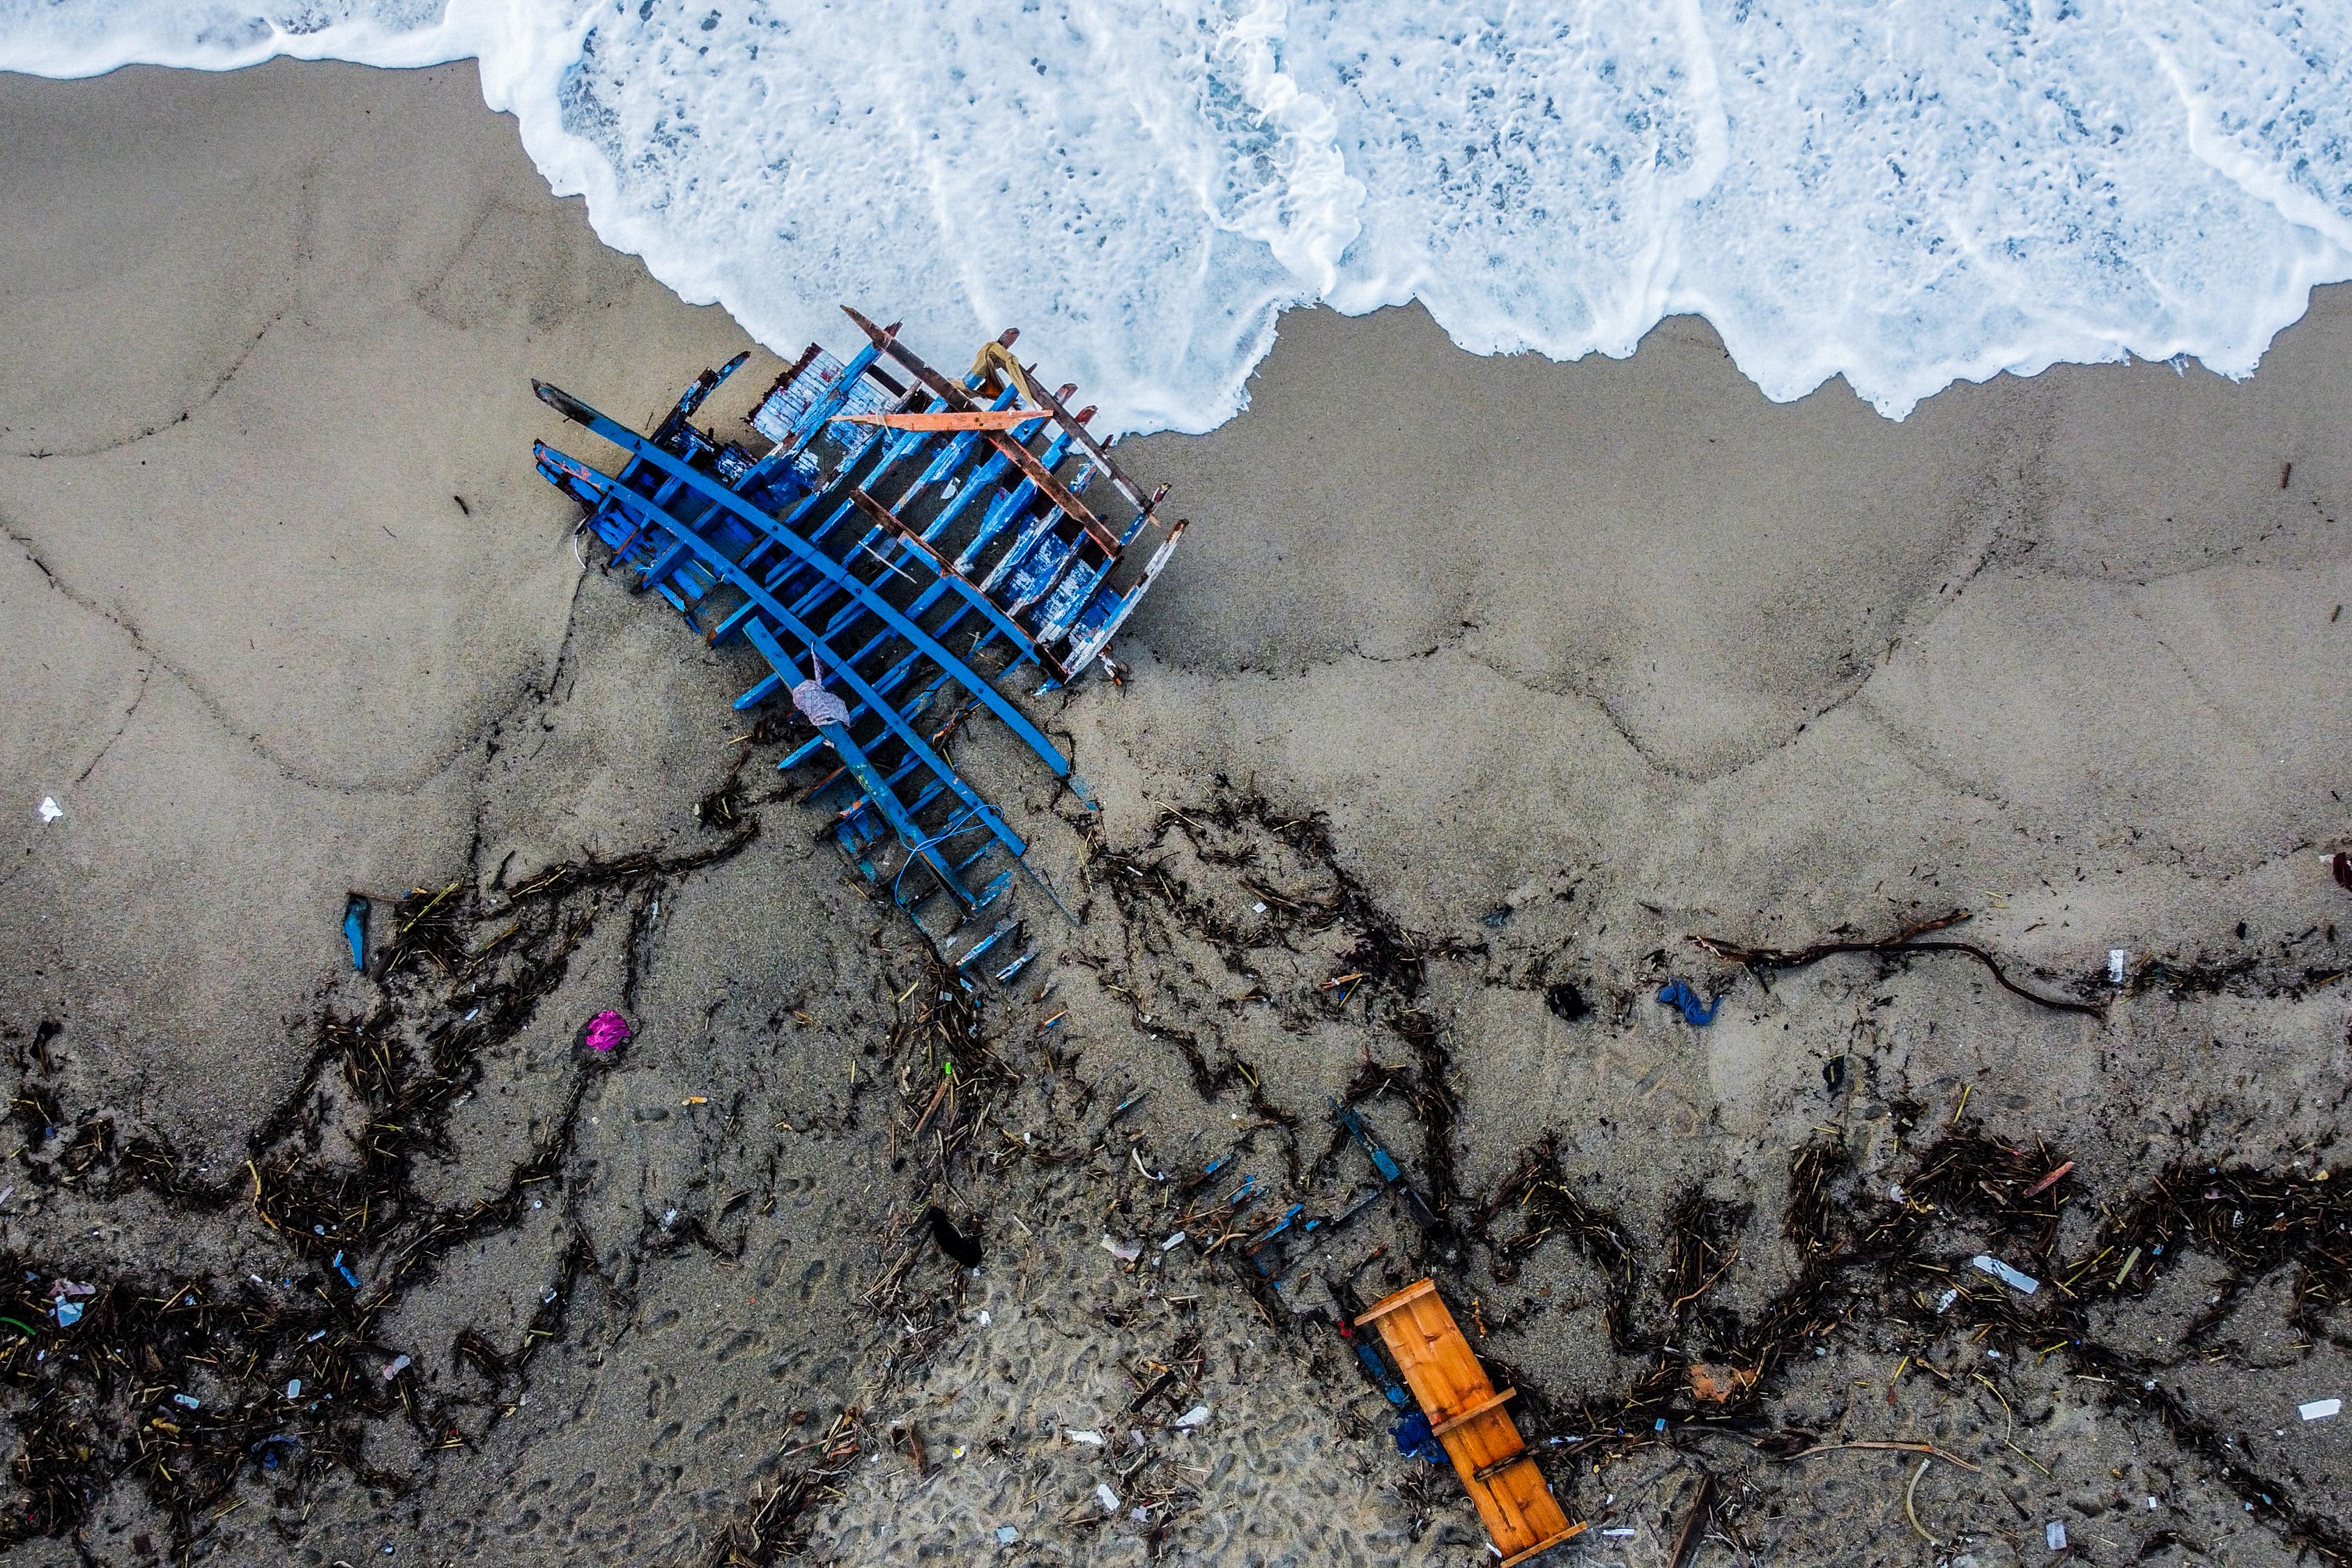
[{"x1": 4, "y1": 56, "x2": 2351, "y2": 1568}]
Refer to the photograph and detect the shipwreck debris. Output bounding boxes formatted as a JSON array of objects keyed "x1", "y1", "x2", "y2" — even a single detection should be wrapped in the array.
[{"x1": 532, "y1": 309, "x2": 1187, "y2": 951}]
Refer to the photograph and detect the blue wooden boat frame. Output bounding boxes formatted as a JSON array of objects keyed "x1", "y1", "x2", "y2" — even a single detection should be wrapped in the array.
[{"x1": 530, "y1": 307, "x2": 1186, "y2": 948}]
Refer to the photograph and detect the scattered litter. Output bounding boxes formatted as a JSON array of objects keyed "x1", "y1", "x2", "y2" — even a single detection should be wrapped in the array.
[
  {"x1": 330, "y1": 1252, "x2": 364, "y2": 1290},
  {"x1": 1066, "y1": 1429, "x2": 1105, "y2": 1446},
  {"x1": 50, "y1": 1280, "x2": 94, "y2": 1298},
  {"x1": 172, "y1": 1393, "x2": 201, "y2": 1409},
  {"x1": 996, "y1": 1525, "x2": 1018, "y2": 1546},
  {"x1": 344, "y1": 894, "x2": 369, "y2": 969},
  {"x1": 2300, "y1": 1397, "x2": 2341, "y2": 1422},
  {"x1": 976, "y1": 1310, "x2": 991, "y2": 1328},
  {"x1": 307, "y1": 1329, "x2": 327, "y2": 1342},
  {"x1": 1656, "y1": 978, "x2": 1719, "y2": 1027},
  {"x1": 37, "y1": 797, "x2": 62, "y2": 824},
  {"x1": 286, "y1": 1379, "x2": 302, "y2": 1399},
  {"x1": 2108, "y1": 948, "x2": 2128, "y2": 985},
  {"x1": 1102, "y1": 1234, "x2": 1142, "y2": 1263},
  {"x1": 1158, "y1": 1231, "x2": 1187, "y2": 1252},
  {"x1": 51, "y1": 1302, "x2": 80, "y2": 1328},
  {"x1": 2046, "y1": 1521, "x2": 2068, "y2": 1551},
  {"x1": 681, "y1": 1096, "x2": 707, "y2": 1106},
  {"x1": 382, "y1": 1354, "x2": 412, "y2": 1380},
  {"x1": 1971, "y1": 1254, "x2": 2040, "y2": 1294},
  {"x1": 585, "y1": 1010, "x2": 633, "y2": 1054},
  {"x1": 1094, "y1": 1482, "x2": 1119, "y2": 1514},
  {"x1": 1936, "y1": 1289, "x2": 1960, "y2": 1314},
  {"x1": 1601, "y1": 1528, "x2": 1638, "y2": 1538},
  {"x1": 1252, "y1": 901, "x2": 1267, "y2": 914},
  {"x1": 1130, "y1": 1507, "x2": 1151, "y2": 1523},
  {"x1": 1173, "y1": 1404, "x2": 1211, "y2": 1429}
]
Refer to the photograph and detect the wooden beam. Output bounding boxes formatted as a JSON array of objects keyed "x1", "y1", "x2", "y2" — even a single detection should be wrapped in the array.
[
  {"x1": 1014, "y1": 369, "x2": 1160, "y2": 520},
  {"x1": 842, "y1": 305, "x2": 1124, "y2": 557}
]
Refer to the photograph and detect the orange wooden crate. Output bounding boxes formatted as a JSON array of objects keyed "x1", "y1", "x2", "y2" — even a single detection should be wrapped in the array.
[{"x1": 1358, "y1": 1278, "x2": 1585, "y2": 1567}]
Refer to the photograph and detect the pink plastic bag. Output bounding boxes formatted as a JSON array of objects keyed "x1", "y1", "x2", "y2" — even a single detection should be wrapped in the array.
[{"x1": 585, "y1": 1010, "x2": 633, "y2": 1054}]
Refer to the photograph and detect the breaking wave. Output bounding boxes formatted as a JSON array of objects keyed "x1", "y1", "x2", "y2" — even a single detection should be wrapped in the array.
[{"x1": 8, "y1": 0, "x2": 2352, "y2": 431}]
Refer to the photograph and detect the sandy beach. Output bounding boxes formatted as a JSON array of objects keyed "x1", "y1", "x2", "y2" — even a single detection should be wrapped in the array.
[{"x1": 5, "y1": 56, "x2": 2352, "y2": 1567}]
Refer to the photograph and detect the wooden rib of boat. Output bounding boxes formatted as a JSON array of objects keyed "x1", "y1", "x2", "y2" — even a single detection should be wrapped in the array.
[{"x1": 1357, "y1": 1277, "x2": 1586, "y2": 1567}]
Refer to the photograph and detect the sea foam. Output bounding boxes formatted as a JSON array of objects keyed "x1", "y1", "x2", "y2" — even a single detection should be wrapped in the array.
[{"x1": 6, "y1": 0, "x2": 2352, "y2": 431}]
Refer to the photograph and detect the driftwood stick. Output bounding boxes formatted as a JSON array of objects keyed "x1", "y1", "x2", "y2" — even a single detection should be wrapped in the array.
[{"x1": 1690, "y1": 909, "x2": 2105, "y2": 1019}]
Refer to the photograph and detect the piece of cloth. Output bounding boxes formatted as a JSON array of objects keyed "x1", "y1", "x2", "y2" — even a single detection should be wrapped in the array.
[
  {"x1": 967, "y1": 338, "x2": 1046, "y2": 405},
  {"x1": 1390, "y1": 1412, "x2": 1445, "y2": 1463},
  {"x1": 1657, "y1": 978, "x2": 1720, "y2": 1027},
  {"x1": 792, "y1": 677, "x2": 850, "y2": 728}
]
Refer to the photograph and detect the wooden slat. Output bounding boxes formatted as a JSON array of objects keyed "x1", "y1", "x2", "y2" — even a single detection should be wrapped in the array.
[
  {"x1": 1431, "y1": 1387, "x2": 1517, "y2": 1438},
  {"x1": 1500, "y1": 1524, "x2": 1590, "y2": 1568},
  {"x1": 1353, "y1": 1277, "x2": 1436, "y2": 1326}
]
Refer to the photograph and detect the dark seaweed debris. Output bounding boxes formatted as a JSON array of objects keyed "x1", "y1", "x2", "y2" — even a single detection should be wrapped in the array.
[{"x1": 0, "y1": 822, "x2": 759, "y2": 1553}]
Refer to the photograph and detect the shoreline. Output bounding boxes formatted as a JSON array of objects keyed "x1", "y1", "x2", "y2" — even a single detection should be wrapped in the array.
[{"x1": 5, "y1": 56, "x2": 2351, "y2": 1567}]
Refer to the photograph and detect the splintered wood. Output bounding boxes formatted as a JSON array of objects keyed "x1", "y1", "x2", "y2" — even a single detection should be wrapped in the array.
[{"x1": 1355, "y1": 1278, "x2": 1585, "y2": 1567}]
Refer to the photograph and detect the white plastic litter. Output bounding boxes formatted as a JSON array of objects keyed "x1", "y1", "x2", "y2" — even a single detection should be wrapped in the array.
[
  {"x1": 2108, "y1": 948, "x2": 2128, "y2": 984},
  {"x1": 976, "y1": 1310, "x2": 992, "y2": 1327},
  {"x1": 382, "y1": 1354, "x2": 412, "y2": 1380},
  {"x1": 37, "y1": 797, "x2": 61, "y2": 824},
  {"x1": 1066, "y1": 1429, "x2": 1105, "y2": 1445},
  {"x1": 1159, "y1": 1231, "x2": 1188, "y2": 1252},
  {"x1": 1601, "y1": 1528, "x2": 1638, "y2": 1537},
  {"x1": 2046, "y1": 1521, "x2": 2068, "y2": 1550},
  {"x1": 1972, "y1": 1254, "x2": 2040, "y2": 1294},
  {"x1": 1173, "y1": 1404, "x2": 1212, "y2": 1429},
  {"x1": 286, "y1": 1379, "x2": 302, "y2": 1399},
  {"x1": 996, "y1": 1525, "x2": 1018, "y2": 1545},
  {"x1": 172, "y1": 1393, "x2": 201, "y2": 1408},
  {"x1": 1101, "y1": 1235, "x2": 1141, "y2": 1263},
  {"x1": 1936, "y1": 1289, "x2": 1960, "y2": 1314},
  {"x1": 2300, "y1": 1397, "x2": 2342, "y2": 1421},
  {"x1": 1094, "y1": 1482, "x2": 1119, "y2": 1514}
]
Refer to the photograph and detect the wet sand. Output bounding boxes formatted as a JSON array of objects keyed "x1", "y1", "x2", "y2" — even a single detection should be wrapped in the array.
[{"x1": 4, "y1": 57, "x2": 2351, "y2": 1567}]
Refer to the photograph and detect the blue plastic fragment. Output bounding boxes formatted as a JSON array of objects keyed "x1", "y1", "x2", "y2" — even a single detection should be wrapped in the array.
[
  {"x1": 1656, "y1": 978, "x2": 1719, "y2": 1027},
  {"x1": 343, "y1": 895, "x2": 369, "y2": 971},
  {"x1": 52, "y1": 1301, "x2": 81, "y2": 1328},
  {"x1": 330, "y1": 1252, "x2": 364, "y2": 1291}
]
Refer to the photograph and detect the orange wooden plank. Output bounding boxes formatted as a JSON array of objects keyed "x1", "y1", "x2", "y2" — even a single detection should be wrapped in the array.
[{"x1": 1361, "y1": 1279, "x2": 1581, "y2": 1566}]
